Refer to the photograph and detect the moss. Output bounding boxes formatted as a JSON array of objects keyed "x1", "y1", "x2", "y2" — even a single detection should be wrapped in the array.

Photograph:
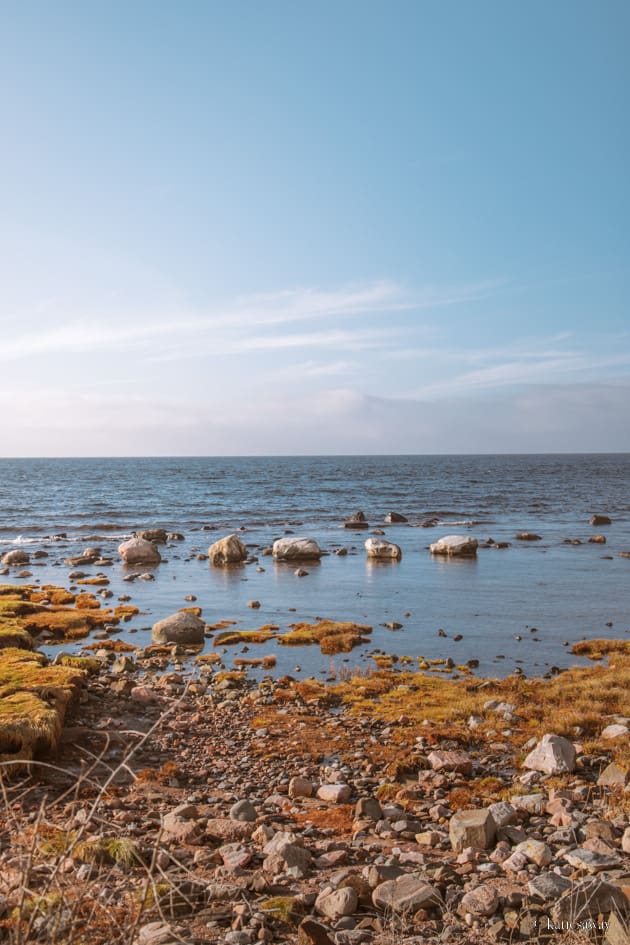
[
  {"x1": 195, "y1": 652, "x2": 222, "y2": 664},
  {"x1": 0, "y1": 623, "x2": 33, "y2": 650},
  {"x1": 278, "y1": 620, "x2": 372, "y2": 655},
  {"x1": 214, "y1": 626, "x2": 278, "y2": 646},
  {"x1": 571, "y1": 639, "x2": 630, "y2": 660},
  {"x1": 83, "y1": 639, "x2": 138, "y2": 653},
  {"x1": 113, "y1": 604, "x2": 140, "y2": 620},
  {"x1": 55, "y1": 654, "x2": 101, "y2": 673},
  {"x1": 76, "y1": 576, "x2": 110, "y2": 586},
  {"x1": 75, "y1": 836, "x2": 141, "y2": 867},
  {"x1": 261, "y1": 896, "x2": 305, "y2": 925},
  {"x1": 0, "y1": 648, "x2": 88, "y2": 762}
]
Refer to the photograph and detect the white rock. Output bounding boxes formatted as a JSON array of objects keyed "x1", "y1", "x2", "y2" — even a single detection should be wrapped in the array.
[
  {"x1": 429, "y1": 535, "x2": 478, "y2": 557},
  {"x1": 317, "y1": 783, "x2": 352, "y2": 803},
  {"x1": 1, "y1": 549, "x2": 30, "y2": 566},
  {"x1": 364, "y1": 538, "x2": 402, "y2": 560},
  {"x1": 514, "y1": 838, "x2": 552, "y2": 867},
  {"x1": 208, "y1": 534, "x2": 248, "y2": 566},
  {"x1": 523, "y1": 734, "x2": 576, "y2": 775},
  {"x1": 601, "y1": 723, "x2": 629, "y2": 739},
  {"x1": 118, "y1": 537, "x2": 161, "y2": 566},
  {"x1": 272, "y1": 537, "x2": 322, "y2": 560}
]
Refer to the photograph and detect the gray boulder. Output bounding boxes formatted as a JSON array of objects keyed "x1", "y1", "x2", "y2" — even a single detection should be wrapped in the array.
[
  {"x1": 152, "y1": 611, "x2": 205, "y2": 645},
  {"x1": 272, "y1": 537, "x2": 322, "y2": 560},
  {"x1": 365, "y1": 537, "x2": 402, "y2": 560}
]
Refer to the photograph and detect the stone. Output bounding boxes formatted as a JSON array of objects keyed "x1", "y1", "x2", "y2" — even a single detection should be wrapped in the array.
[
  {"x1": 384, "y1": 511, "x2": 408, "y2": 523},
  {"x1": 528, "y1": 872, "x2": 573, "y2": 901},
  {"x1": 137, "y1": 529, "x2": 168, "y2": 544},
  {"x1": 289, "y1": 776, "x2": 314, "y2": 798},
  {"x1": 605, "y1": 912, "x2": 630, "y2": 945},
  {"x1": 427, "y1": 750, "x2": 473, "y2": 775},
  {"x1": 487, "y1": 802, "x2": 517, "y2": 828},
  {"x1": 354, "y1": 797, "x2": 382, "y2": 821},
  {"x1": 590, "y1": 514, "x2": 612, "y2": 526},
  {"x1": 590, "y1": 534, "x2": 607, "y2": 543},
  {"x1": 515, "y1": 532, "x2": 542, "y2": 541},
  {"x1": 514, "y1": 838, "x2": 552, "y2": 867},
  {"x1": 511, "y1": 793, "x2": 546, "y2": 815},
  {"x1": 598, "y1": 762, "x2": 629, "y2": 787},
  {"x1": 523, "y1": 734, "x2": 576, "y2": 774},
  {"x1": 208, "y1": 534, "x2": 248, "y2": 566},
  {"x1": 219, "y1": 842, "x2": 252, "y2": 870},
  {"x1": 118, "y1": 537, "x2": 161, "y2": 566},
  {"x1": 344, "y1": 511, "x2": 368, "y2": 529},
  {"x1": 315, "y1": 887, "x2": 358, "y2": 918},
  {"x1": 429, "y1": 535, "x2": 478, "y2": 557},
  {"x1": 152, "y1": 612, "x2": 205, "y2": 645},
  {"x1": 162, "y1": 809, "x2": 204, "y2": 844},
  {"x1": 551, "y1": 877, "x2": 628, "y2": 923},
  {"x1": 460, "y1": 884, "x2": 499, "y2": 917},
  {"x1": 137, "y1": 922, "x2": 175, "y2": 945},
  {"x1": 1, "y1": 549, "x2": 30, "y2": 566},
  {"x1": 563, "y1": 848, "x2": 621, "y2": 872},
  {"x1": 622, "y1": 827, "x2": 630, "y2": 854},
  {"x1": 272, "y1": 537, "x2": 322, "y2": 560},
  {"x1": 449, "y1": 809, "x2": 496, "y2": 852},
  {"x1": 601, "y1": 723, "x2": 629, "y2": 739},
  {"x1": 206, "y1": 818, "x2": 255, "y2": 842},
  {"x1": 229, "y1": 799, "x2": 257, "y2": 822},
  {"x1": 372, "y1": 873, "x2": 442, "y2": 913},
  {"x1": 364, "y1": 538, "x2": 402, "y2": 560},
  {"x1": 297, "y1": 918, "x2": 335, "y2": 945},
  {"x1": 263, "y1": 841, "x2": 312, "y2": 879},
  {"x1": 317, "y1": 783, "x2": 352, "y2": 803}
]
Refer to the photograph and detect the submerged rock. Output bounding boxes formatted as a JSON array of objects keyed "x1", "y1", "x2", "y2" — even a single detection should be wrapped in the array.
[
  {"x1": 137, "y1": 529, "x2": 168, "y2": 544},
  {"x1": 590, "y1": 514, "x2": 612, "y2": 526},
  {"x1": 344, "y1": 511, "x2": 369, "y2": 529},
  {"x1": 384, "y1": 511, "x2": 408, "y2": 523},
  {"x1": 429, "y1": 535, "x2": 478, "y2": 557}
]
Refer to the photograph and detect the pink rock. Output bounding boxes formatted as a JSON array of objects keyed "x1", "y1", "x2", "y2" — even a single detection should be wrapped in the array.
[{"x1": 317, "y1": 783, "x2": 352, "y2": 803}]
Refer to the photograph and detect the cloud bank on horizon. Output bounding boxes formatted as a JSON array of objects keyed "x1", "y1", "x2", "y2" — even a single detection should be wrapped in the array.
[{"x1": 1, "y1": 1, "x2": 628, "y2": 455}]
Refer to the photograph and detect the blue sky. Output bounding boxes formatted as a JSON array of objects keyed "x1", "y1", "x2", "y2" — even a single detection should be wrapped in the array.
[{"x1": 1, "y1": 0, "x2": 628, "y2": 454}]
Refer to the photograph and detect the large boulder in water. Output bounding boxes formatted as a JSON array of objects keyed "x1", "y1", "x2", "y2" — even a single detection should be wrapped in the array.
[
  {"x1": 152, "y1": 611, "x2": 205, "y2": 645},
  {"x1": 1, "y1": 549, "x2": 30, "y2": 566},
  {"x1": 118, "y1": 537, "x2": 161, "y2": 566},
  {"x1": 273, "y1": 537, "x2": 322, "y2": 560},
  {"x1": 208, "y1": 534, "x2": 248, "y2": 566},
  {"x1": 365, "y1": 538, "x2": 402, "y2": 560},
  {"x1": 429, "y1": 535, "x2": 478, "y2": 557}
]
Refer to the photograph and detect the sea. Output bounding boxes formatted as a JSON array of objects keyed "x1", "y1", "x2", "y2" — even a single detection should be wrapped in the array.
[{"x1": 1, "y1": 454, "x2": 629, "y2": 680}]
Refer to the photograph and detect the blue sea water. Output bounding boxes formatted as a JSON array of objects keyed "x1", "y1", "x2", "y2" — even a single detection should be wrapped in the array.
[{"x1": 0, "y1": 454, "x2": 629, "y2": 678}]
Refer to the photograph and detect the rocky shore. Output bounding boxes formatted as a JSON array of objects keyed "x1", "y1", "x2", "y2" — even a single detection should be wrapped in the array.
[{"x1": 1, "y1": 581, "x2": 629, "y2": 945}]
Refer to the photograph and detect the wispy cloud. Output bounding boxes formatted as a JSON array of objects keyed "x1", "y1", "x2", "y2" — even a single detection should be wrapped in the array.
[{"x1": 0, "y1": 278, "x2": 502, "y2": 363}]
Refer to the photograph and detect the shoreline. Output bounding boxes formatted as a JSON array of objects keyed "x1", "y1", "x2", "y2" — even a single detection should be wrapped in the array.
[{"x1": 1, "y1": 581, "x2": 630, "y2": 944}]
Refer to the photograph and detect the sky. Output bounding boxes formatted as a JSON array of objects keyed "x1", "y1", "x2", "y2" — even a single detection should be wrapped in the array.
[{"x1": 1, "y1": 0, "x2": 628, "y2": 455}]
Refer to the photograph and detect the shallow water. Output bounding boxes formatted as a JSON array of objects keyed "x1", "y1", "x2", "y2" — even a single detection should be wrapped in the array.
[{"x1": 1, "y1": 454, "x2": 629, "y2": 678}]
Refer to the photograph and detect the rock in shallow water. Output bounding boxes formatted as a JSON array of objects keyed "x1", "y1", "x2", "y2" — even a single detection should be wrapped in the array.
[
  {"x1": 152, "y1": 611, "x2": 205, "y2": 645},
  {"x1": 273, "y1": 537, "x2": 322, "y2": 560},
  {"x1": 429, "y1": 535, "x2": 478, "y2": 557},
  {"x1": 364, "y1": 537, "x2": 402, "y2": 560},
  {"x1": 118, "y1": 537, "x2": 161, "y2": 566},
  {"x1": 208, "y1": 533, "x2": 248, "y2": 566}
]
